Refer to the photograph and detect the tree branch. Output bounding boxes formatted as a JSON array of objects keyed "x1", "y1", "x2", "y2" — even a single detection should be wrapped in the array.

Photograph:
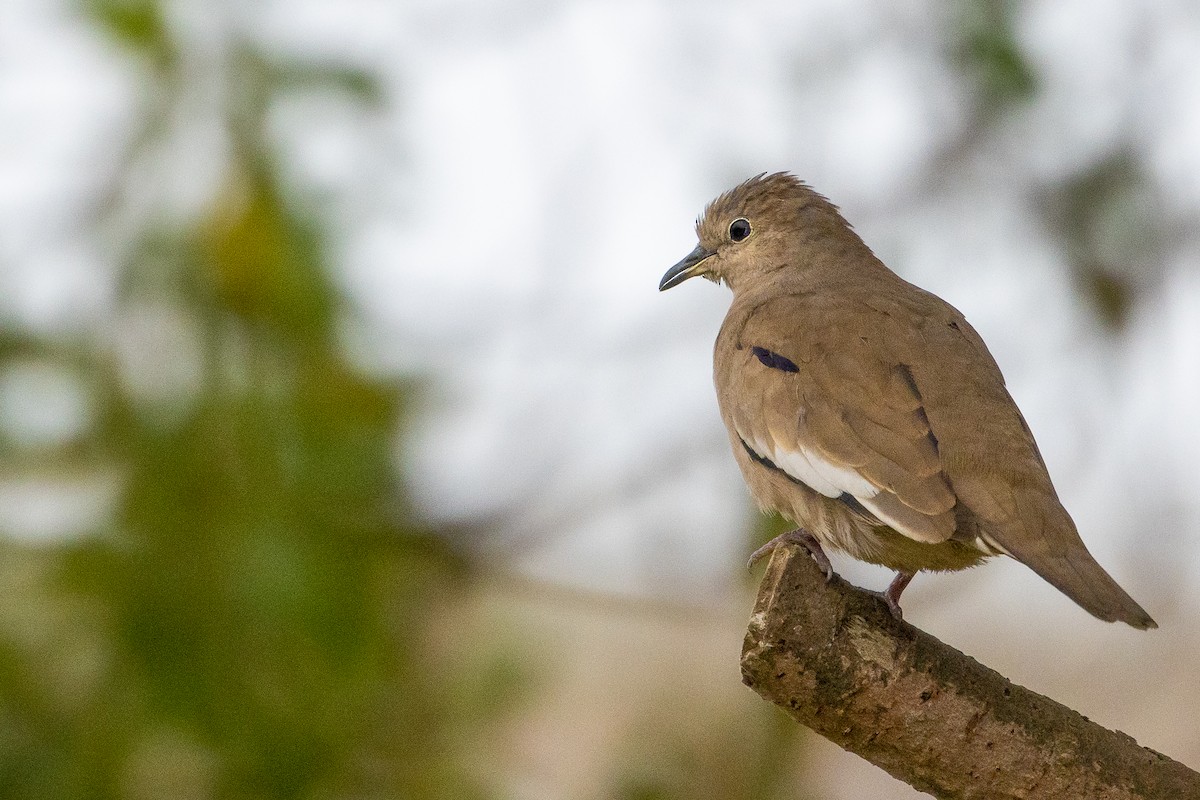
[{"x1": 741, "y1": 544, "x2": 1200, "y2": 799}]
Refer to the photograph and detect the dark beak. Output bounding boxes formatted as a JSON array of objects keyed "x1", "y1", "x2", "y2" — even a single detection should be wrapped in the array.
[{"x1": 658, "y1": 244, "x2": 715, "y2": 291}]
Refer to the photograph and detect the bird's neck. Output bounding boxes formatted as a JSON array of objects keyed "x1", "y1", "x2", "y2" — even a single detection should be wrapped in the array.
[{"x1": 727, "y1": 243, "x2": 894, "y2": 301}]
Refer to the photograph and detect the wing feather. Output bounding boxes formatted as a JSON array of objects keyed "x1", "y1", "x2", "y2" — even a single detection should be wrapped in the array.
[{"x1": 718, "y1": 293, "x2": 957, "y2": 544}]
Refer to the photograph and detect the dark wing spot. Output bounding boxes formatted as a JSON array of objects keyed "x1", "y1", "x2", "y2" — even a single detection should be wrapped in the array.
[
  {"x1": 897, "y1": 363, "x2": 920, "y2": 397},
  {"x1": 898, "y1": 364, "x2": 940, "y2": 455},
  {"x1": 751, "y1": 346, "x2": 799, "y2": 373}
]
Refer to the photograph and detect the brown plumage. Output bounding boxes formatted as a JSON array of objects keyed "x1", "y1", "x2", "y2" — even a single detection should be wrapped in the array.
[{"x1": 659, "y1": 172, "x2": 1156, "y2": 628}]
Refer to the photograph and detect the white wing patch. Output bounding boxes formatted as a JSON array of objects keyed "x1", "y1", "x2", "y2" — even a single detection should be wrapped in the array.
[
  {"x1": 974, "y1": 532, "x2": 1012, "y2": 557},
  {"x1": 743, "y1": 427, "x2": 954, "y2": 544},
  {"x1": 745, "y1": 431, "x2": 879, "y2": 500}
]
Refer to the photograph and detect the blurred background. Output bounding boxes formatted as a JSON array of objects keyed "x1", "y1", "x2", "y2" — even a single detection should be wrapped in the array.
[{"x1": 2, "y1": 0, "x2": 1199, "y2": 797}]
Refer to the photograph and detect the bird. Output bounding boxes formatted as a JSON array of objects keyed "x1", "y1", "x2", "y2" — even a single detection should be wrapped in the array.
[{"x1": 658, "y1": 172, "x2": 1156, "y2": 629}]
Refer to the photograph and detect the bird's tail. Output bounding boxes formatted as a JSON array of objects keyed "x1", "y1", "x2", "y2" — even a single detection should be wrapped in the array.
[
  {"x1": 1025, "y1": 548, "x2": 1158, "y2": 628},
  {"x1": 974, "y1": 482, "x2": 1157, "y2": 629}
]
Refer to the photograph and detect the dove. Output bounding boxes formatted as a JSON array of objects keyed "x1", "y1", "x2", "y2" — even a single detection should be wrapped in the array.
[{"x1": 659, "y1": 172, "x2": 1155, "y2": 628}]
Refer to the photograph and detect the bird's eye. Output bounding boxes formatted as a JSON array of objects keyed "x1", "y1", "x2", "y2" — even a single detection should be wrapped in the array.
[{"x1": 729, "y1": 218, "x2": 752, "y2": 242}]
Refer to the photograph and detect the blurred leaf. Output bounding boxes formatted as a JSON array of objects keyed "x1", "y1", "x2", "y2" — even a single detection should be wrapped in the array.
[
  {"x1": 83, "y1": 0, "x2": 176, "y2": 69},
  {"x1": 197, "y1": 167, "x2": 335, "y2": 342},
  {"x1": 273, "y1": 65, "x2": 383, "y2": 104},
  {"x1": 954, "y1": 1, "x2": 1038, "y2": 108},
  {"x1": 1080, "y1": 267, "x2": 1134, "y2": 329},
  {"x1": 1041, "y1": 152, "x2": 1163, "y2": 330}
]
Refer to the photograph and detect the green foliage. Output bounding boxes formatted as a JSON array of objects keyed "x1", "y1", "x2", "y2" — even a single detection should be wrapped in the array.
[
  {"x1": 84, "y1": 0, "x2": 176, "y2": 70},
  {"x1": 1041, "y1": 152, "x2": 1163, "y2": 330},
  {"x1": 0, "y1": 5, "x2": 497, "y2": 799},
  {"x1": 954, "y1": 1, "x2": 1038, "y2": 109},
  {"x1": 196, "y1": 170, "x2": 337, "y2": 343}
]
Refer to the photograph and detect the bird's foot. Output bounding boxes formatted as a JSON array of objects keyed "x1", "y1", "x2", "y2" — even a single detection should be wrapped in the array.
[
  {"x1": 869, "y1": 571, "x2": 915, "y2": 621},
  {"x1": 747, "y1": 528, "x2": 834, "y2": 582}
]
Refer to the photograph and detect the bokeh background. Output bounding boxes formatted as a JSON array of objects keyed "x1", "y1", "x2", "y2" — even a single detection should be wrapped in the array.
[{"x1": 2, "y1": 1, "x2": 1199, "y2": 797}]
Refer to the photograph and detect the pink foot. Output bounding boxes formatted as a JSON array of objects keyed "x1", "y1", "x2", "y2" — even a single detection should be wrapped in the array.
[
  {"x1": 747, "y1": 529, "x2": 834, "y2": 582},
  {"x1": 873, "y1": 571, "x2": 915, "y2": 620}
]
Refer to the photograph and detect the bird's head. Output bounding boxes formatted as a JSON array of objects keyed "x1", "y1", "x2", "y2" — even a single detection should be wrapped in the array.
[{"x1": 658, "y1": 172, "x2": 857, "y2": 293}]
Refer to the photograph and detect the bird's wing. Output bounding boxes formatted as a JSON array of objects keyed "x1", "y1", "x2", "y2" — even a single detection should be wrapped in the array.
[
  {"x1": 716, "y1": 292, "x2": 957, "y2": 543},
  {"x1": 883, "y1": 289, "x2": 1155, "y2": 626}
]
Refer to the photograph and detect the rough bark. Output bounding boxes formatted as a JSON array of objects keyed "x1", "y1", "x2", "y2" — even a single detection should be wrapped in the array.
[{"x1": 741, "y1": 544, "x2": 1200, "y2": 799}]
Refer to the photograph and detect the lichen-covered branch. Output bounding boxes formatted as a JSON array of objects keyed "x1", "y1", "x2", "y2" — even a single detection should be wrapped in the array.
[{"x1": 741, "y1": 545, "x2": 1200, "y2": 799}]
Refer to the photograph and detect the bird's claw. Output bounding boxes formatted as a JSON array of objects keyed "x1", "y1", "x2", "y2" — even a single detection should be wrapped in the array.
[
  {"x1": 870, "y1": 590, "x2": 905, "y2": 621},
  {"x1": 747, "y1": 529, "x2": 834, "y2": 582},
  {"x1": 873, "y1": 571, "x2": 914, "y2": 621}
]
